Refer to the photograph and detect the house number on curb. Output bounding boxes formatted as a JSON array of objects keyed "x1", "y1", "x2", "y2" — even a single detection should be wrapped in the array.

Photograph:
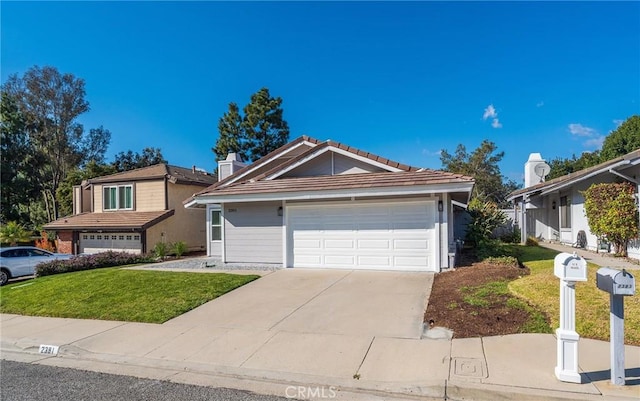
[{"x1": 38, "y1": 344, "x2": 59, "y2": 356}]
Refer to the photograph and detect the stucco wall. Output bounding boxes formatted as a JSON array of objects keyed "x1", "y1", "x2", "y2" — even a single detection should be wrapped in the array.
[{"x1": 146, "y1": 183, "x2": 207, "y2": 253}]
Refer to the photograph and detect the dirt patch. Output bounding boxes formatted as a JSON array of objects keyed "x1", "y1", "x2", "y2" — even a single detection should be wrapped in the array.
[{"x1": 424, "y1": 258, "x2": 549, "y2": 338}]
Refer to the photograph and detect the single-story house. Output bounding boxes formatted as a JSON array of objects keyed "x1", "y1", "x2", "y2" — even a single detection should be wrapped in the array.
[
  {"x1": 508, "y1": 149, "x2": 640, "y2": 259},
  {"x1": 185, "y1": 136, "x2": 475, "y2": 272},
  {"x1": 44, "y1": 164, "x2": 217, "y2": 254}
]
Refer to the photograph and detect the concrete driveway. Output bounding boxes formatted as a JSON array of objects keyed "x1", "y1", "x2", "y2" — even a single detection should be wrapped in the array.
[{"x1": 165, "y1": 268, "x2": 434, "y2": 339}]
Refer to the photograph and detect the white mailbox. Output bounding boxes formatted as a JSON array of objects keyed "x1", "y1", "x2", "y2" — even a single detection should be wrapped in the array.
[
  {"x1": 596, "y1": 268, "x2": 635, "y2": 296},
  {"x1": 554, "y1": 252, "x2": 588, "y2": 282}
]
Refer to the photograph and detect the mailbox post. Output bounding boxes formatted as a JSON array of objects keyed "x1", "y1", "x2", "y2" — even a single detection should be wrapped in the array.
[
  {"x1": 596, "y1": 268, "x2": 636, "y2": 386},
  {"x1": 553, "y1": 252, "x2": 588, "y2": 383}
]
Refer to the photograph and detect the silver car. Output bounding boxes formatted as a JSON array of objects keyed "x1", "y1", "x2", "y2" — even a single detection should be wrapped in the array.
[{"x1": 0, "y1": 246, "x2": 72, "y2": 285}]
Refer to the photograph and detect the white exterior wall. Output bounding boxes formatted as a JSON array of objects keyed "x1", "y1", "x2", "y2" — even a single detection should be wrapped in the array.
[{"x1": 223, "y1": 201, "x2": 283, "y2": 264}]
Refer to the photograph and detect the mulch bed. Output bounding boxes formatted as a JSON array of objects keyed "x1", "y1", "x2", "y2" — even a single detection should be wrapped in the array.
[{"x1": 424, "y1": 255, "x2": 538, "y2": 338}]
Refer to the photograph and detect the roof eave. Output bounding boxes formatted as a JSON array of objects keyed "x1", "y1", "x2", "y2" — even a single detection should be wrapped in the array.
[{"x1": 190, "y1": 182, "x2": 475, "y2": 204}]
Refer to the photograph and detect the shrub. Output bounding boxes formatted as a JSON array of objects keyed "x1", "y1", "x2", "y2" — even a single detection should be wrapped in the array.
[
  {"x1": 484, "y1": 256, "x2": 519, "y2": 267},
  {"x1": 525, "y1": 236, "x2": 539, "y2": 246},
  {"x1": 173, "y1": 241, "x2": 187, "y2": 258},
  {"x1": 465, "y1": 199, "x2": 508, "y2": 248},
  {"x1": 34, "y1": 231, "x2": 56, "y2": 252},
  {"x1": 499, "y1": 226, "x2": 521, "y2": 244},
  {"x1": 35, "y1": 251, "x2": 155, "y2": 277},
  {"x1": 154, "y1": 242, "x2": 171, "y2": 260},
  {"x1": 0, "y1": 221, "x2": 32, "y2": 246},
  {"x1": 583, "y1": 182, "x2": 639, "y2": 257}
]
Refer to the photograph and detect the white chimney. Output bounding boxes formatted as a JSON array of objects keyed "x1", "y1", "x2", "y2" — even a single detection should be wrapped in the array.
[
  {"x1": 218, "y1": 153, "x2": 246, "y2": 181},
  {"x1": 524, "y1": 153, "x2": 550, "y2": 188}
]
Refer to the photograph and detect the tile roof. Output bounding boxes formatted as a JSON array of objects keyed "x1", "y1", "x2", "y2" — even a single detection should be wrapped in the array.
[
  {"x1": 197, "y1": 169, "x2": 473, "y2": 198},
  {"x1": 43, "y1": 210, "x2": 175, "y2": 231},
  {"x1": 508, "y1": 148, "x2": 640, "y2": 199},
  {"x1": 88, "y1": 164, "x2": 216, "y2": 186},
  {"x1": 194, "y1": 135, "x2": 421, "y2": 198}
]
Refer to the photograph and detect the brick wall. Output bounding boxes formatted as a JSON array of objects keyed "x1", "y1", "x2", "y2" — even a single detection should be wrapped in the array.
[{"x1": 56, "y1": 231, "x2": 73, "y2": 254}]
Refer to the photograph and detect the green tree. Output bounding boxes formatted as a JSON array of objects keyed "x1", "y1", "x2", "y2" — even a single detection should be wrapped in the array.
[
  {"x1": 547, "y1": 151, "x2": 601, "y2": 180},
  {"x1": 112, "y1": 147, "x2": 167, "y2": 172},
  {"x1": 56, "y1": 161, "x2": 117, "y2": 217},
  {"x1": 213, "y1": 102, "x2": 244, "y2": 161},
  {"x1": 0, "y1": 91, "x2": 37, "y2": 224},
  {"x1": 2, "y1": 66, "x2": 111, "y2": 222},
  {"x1": 212, "y1": 88, "x2": 290, "y2": 163},
  {"x1": 600, "y1": 115, "x2": 640, "y2": 161},
  {"x1": 440, "y1": 140, "x2": 518, "y2": 206},
  {"x1": 0, "y1": 221, "x2": 32, "y2": 246},
  {"x1": 583, "y1": 182, "x2": 639, "y2": 257}
]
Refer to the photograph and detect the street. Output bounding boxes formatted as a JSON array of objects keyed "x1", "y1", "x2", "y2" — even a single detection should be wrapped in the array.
[{"x1": 0, "y1": 360, "x2": 291, "y2": 401}]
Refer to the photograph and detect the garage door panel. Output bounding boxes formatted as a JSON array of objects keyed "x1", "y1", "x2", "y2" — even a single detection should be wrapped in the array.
[
  {"x1": 294, "y1": 239, "x2": 322, "y2": 249},
  {"x1": 325, "y1": 255, "x2": 355, "y2": 265},
  {"x1": 357, "y1": 239, "x2": 391, "y2": 249},
  {"x1": 325, "y1": 239, "x2": 354, "y2": 249},
  {"x1": 289, "y1": 201, "x2": 436, "y2": 271},
  {"x1": 394, "y1": 239, "x2": 429, "y2": 249},
  {"x1": 394, "y1": 256, "x2": 429, "y2": 267},
  {"x1": 358, "y1": 255, "x2": 392, "y2": 266}
]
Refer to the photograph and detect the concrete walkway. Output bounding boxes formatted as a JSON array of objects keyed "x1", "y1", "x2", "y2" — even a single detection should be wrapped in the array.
[
  {"x1": 539, "y1": 241, "x2": 640, "y2": 270},
  {"x1": 2, "y1": 265, "x2": 639, "y2": 400}
]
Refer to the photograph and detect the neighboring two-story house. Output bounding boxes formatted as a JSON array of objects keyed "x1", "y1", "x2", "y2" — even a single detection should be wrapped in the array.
[{"x1": 44, "y1": 164, "x2": 217, "y2": 255}]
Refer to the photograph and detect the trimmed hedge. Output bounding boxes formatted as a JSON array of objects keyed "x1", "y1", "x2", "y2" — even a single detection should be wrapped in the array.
[{"x1": 35, "y1": 251, "x2": 156, "y2": 277}]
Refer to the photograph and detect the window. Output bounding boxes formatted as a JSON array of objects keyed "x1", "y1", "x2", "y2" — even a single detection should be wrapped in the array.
[
  {"x1": 97, "y1": 235, "x2": 102, "y2": 240},
  {"x1": 82, "y1": 235, "x2": 88, "y2": 240},
  {"x1": 134, "y1": 235, "x2": 140, "y2": 240},
  {"x1": 119, "y1": 235, "x2": 125, "y2": 240},
  {"x1": 103, "y1": 185, "x2": 133, "y2": 210},
  {"x1": 90, "y1": 235, "x2": 95, "y2": 240},
  {"x1": 126, "y1": 235, "x2": 132, "y2": 240},
  {"x1": 560, "y1": 196, "x2": 571, "y2": 228},
  {"x1": 112, "y1": 235, "x2": 117, "y2": 240},
  {"x1": 211, "y1": 210, "x2": 222, "y2": 241}
]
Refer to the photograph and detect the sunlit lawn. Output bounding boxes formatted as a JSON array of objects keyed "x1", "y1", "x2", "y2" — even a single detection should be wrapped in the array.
[
  {"x1": 0, "y1": 268, "x2": 259, "y2": 323},
  {"x1": 508, "y1": 245, "x2": 640, "y2": 345}
]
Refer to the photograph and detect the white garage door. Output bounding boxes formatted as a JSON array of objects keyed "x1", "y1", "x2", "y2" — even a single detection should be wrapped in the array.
[
  {"x1": 80, "y1": 233, "x2": 142, "y2": 254},
  {"x1": 288, "y1": 201, "x2": 436, "y2": 271}
]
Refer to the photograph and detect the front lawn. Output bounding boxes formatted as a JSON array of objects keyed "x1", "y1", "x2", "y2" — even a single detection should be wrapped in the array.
[
  {"x1": 509, "y1": 245, "x2": 640, "y2": 345},
  {"x1": 0, "y1": 268, "x2": 259, "y2": 323}
]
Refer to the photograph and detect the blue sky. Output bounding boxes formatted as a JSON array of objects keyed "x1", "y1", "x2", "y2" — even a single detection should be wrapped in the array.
[{"x1": 2, "y1": 1, "x2": 638, "y2": 184}]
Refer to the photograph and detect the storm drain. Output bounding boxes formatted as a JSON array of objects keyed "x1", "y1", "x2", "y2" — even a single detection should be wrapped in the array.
[{"x1": 452, "y1": 357, "x2": 487, "y2": 379}]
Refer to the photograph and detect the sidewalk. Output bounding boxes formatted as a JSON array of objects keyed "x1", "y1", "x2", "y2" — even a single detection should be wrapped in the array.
[
  {"x1": 539, "y1": 241, "x2": 640, "y2": 270},
  {"x1": 2, "y1": 312, "x2": 639, "y2": 400}
]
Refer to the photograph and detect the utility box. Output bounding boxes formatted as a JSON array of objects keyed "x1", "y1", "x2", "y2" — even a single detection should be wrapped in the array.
[
  {"x1": 596, "y1": 268, "x2": 635, "y2": 296},
  {"x1": 554, "y1": 252, "x2": 588, "y2": 282}
]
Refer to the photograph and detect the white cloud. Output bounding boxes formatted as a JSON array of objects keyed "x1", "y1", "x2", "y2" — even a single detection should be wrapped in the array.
[
  {"x1": 536, "y1": 101, "x2": 544, "y2": 108},
  {"x1": 568, "y1": 123, "x2": 596, "y2": 137},
  {"x1": 422, "y1": 148, "x2": 442, "y2": 157},
  {"x1": 491, "y1": 118, "x2": 502, "y2": 128},
  {"x1": 584, "y1": 136, "x2": 605, "y2": 148},
  {"x1": 482, "y1": 104, "x2": 497, "y2": 120},
  {"x1": 613, "y1": 119, "x2": 624, "y2": 128}
]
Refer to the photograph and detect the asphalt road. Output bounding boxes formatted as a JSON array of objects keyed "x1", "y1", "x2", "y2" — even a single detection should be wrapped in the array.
[{"x1": 0, "y1": 360, "x2": 292, "y2": 401}]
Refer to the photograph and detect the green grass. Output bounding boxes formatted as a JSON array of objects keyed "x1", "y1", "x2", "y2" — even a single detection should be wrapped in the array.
[
  {"x1": 508, "y1": 245, "x2": 640, "y2": 345},
  {"x1": 0, "y1": 268, "x2": 259, "y2": 323}
]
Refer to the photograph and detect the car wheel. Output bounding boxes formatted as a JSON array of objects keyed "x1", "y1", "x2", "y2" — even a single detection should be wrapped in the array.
[{"x1": 0, "y1": 269, "x2": 9, "y2": 286}]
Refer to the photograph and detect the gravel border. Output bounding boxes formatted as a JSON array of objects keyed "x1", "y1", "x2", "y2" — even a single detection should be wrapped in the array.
[{"x1": 142, "y1": 257, "x2": 281, "y2": 272}]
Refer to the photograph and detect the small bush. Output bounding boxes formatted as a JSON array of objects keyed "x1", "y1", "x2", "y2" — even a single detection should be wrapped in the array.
[
  {"x1": 154, "y1": 242, "x2": 170, "y2": 260},
  {"x1": 499, "y1": 227, "x2": 521, "y2": 244},
  {"x1": 34, "y1": 231, "x2": 56, "y2": 252},
  {"x1": 35, "y1": 251, "x2": 155, "y2": 277},
  {"x1": 173, "y1": 241, "x2": 187, "y2": 258},
  {"x1": 525, "y1": 236, "x2": 539, "y2": 246},
  {"x1": 484, "y1": 256, "x2": 519, "y2": 267}
]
